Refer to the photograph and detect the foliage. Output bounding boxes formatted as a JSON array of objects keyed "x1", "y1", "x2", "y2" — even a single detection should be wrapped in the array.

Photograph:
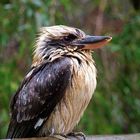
[
  {"x1": 0, "y1": 0, "x2": 140, "y2": 138},
  {"x1": 78, "y1": 15, "x2": 140, "y2": 134}
]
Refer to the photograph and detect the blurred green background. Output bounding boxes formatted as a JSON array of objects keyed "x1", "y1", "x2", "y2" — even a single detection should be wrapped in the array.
[{"x1": 0, "y1": 0, "x2": 140, "y2": 138}]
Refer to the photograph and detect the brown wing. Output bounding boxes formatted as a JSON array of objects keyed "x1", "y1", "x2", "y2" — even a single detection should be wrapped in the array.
[{"x1": 6, "y1": 57, "x2": 71, "y2": 138}]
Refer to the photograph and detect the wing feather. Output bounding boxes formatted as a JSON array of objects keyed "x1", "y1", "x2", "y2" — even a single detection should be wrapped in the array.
[{"x1": 6, "y1": 57, "x2": 71, "y2": 138}]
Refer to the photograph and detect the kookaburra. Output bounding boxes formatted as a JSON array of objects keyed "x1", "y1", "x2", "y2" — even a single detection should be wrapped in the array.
[{"x1": 6, "y1": 25, "x2": 112, "y2": 139}]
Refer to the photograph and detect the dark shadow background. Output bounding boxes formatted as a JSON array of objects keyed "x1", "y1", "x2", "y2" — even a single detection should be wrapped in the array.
[{"x1": 0, "y1": 0, "x2": 140, "y2": 138}]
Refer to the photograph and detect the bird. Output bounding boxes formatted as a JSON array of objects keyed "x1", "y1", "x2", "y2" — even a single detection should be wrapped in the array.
[{"x1": 6, "y1": 25, "x2": 112, "y2": 139}]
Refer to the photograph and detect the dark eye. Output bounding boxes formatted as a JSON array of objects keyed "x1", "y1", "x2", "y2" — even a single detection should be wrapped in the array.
[{"x1": 63, "y1": 34, "x2": 77, "y2": 42}]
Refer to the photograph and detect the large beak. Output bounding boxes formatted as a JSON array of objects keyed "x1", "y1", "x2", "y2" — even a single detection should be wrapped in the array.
[{"x1": 72, "y1": 36, "x2": 112, "y2": 49}]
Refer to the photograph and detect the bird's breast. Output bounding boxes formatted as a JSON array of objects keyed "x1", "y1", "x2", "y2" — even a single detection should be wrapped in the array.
[{"x1": 40, "y1": 56, "x2": 97, "y2": 135}]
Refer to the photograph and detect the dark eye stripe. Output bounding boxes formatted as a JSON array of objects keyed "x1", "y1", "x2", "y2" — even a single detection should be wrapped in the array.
[{"x1": 63, "y1": 34, "x2": 77, "y2": 42}]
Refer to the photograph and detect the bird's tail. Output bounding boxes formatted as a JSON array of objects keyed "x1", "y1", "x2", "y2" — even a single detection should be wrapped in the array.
[{"x1": 6, "y1": 119, "x2": 37, "y2": 138}]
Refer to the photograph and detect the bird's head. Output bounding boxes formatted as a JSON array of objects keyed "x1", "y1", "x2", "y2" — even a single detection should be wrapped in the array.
[{"x1": 33, "y1": 25, "x2": 112, "y2": 66}]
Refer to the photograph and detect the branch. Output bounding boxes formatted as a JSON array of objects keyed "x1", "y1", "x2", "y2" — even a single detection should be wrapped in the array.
[{"x1": 4, "y1": 133, "x2": 140, "y2": 140}]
